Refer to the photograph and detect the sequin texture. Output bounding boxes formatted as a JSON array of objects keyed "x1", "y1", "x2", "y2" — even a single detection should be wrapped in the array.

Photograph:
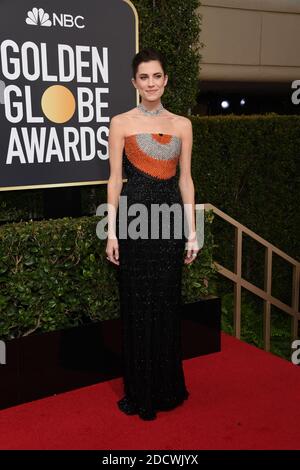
[
  {"x1": 124, "y1": 133, "x2": 181, "y2": 180},
  {"x1": 116, "y1": 133, "x2": 190, "y2": 421}
]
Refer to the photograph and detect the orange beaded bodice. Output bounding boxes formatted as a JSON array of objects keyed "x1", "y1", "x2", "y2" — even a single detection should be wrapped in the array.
[{"x1": 124, "y1": 133, "x2": 182, "y2": 180}]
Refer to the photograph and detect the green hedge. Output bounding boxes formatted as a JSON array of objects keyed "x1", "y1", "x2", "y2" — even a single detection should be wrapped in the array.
[
  {"x1": 0, "y1": 211, "x2": 217, "y2": 340},
  {"x1": 190, "y1": 115, "x2": 299, "y2": 323},
  {"x1": 190, "y1": 114, "x2": 299, "y2": 262},
  {"x1": 188, "y1": 114, "x2": 299, "y2": 360}
]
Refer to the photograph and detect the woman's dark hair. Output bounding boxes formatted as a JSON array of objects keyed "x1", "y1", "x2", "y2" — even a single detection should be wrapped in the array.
[{"x1": 132, "y1": 48, "x2": 167, "y2": 79}]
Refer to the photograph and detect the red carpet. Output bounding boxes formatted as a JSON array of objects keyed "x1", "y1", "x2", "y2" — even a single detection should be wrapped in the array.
[{"x1": 0, "y1": 333, "x2": 299, "y2": 450}]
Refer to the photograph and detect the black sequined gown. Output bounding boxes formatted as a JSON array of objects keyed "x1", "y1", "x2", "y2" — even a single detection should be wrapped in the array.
[{"x1": 116, "y1": 132, "x2": 189, "y2": 420}]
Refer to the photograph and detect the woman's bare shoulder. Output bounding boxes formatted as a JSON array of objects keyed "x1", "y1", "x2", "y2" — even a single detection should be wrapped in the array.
[
  {"x1": 110, "y1": 108, "x2": 137, "y2": 131},
  {"x1": 165, "y1": 110, "x2": 189, "y2": 123},
  {"x1": 172, "y1": 113, "x2": 191, "y2": 124},
  {"x1": 170, "y1": 113, "x2": 192, "y2": 137}
]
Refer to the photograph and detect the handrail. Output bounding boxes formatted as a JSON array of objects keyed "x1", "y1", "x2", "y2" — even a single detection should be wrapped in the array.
[{"x1": 198, "y1": 203, "x2": 300, "y2": 351}]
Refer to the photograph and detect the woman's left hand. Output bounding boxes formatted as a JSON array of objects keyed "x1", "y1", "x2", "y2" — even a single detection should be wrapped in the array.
[{"x1": 184, "y1": 237, "x2": 201, "y2": 265}]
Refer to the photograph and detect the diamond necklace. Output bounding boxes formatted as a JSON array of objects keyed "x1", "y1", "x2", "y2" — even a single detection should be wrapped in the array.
[{"x1": 137, "y1": 102, "x2": 165, "y2": 116}]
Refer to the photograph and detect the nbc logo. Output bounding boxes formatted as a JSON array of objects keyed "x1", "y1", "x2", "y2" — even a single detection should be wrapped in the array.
[
  {"x1": 25, "y1": 7, "x2": 85, "y2": 29},
  {"x1": 26, "y1": 8, "x2": 52, "y2": 27}
]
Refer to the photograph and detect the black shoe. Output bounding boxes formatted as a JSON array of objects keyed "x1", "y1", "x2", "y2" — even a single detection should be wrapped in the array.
[
  {"x1": 157, "y1": 389, "x2": 190, "y2": 412},
  {"x1": 117, "y1": 396, "x2": 138, "y2": 415},
  {"x1": 138, "y1": 409, "x2": 157, "y2": 421}
]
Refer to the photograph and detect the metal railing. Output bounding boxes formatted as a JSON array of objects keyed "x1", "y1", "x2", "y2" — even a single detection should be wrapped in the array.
[{"x1": 201, "y1": 203, "x2": 300, "y2": 351}]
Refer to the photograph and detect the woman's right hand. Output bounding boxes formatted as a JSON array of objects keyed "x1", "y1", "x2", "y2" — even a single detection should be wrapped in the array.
[{"x1": 106, "y1": 238, "x2": 120, "y2": 265}]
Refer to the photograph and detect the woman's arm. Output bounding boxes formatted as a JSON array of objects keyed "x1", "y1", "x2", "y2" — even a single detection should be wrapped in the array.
[
  {"x1": 178, "y1": 117, "x2": 200, "y2": 264},
  {"x1": 106, "y1": 115, "x2": 124, "y2": 264}
]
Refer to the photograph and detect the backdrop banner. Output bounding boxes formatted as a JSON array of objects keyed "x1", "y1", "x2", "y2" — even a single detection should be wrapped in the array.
[{"x1": 0, "y1": 0, "x2": 137, "y2": 191}]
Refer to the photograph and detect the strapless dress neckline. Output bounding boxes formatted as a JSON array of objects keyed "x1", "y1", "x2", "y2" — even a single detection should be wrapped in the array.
[{"x1": 125, "y1": 132, "x2": 181, "y2": 142}]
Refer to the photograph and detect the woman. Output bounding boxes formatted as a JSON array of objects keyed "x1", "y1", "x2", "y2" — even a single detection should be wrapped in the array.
[{"x1": 106, "y1": 48, "x2": 199, "y2": 420}]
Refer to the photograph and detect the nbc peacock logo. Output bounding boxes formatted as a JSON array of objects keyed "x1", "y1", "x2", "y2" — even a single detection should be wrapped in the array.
[
  {"x1": 26, "y1": 7, "x2": 52, "y2": 27},
  {"x1": 25, "y1": 7, "x2": 85, "y2": 29}
]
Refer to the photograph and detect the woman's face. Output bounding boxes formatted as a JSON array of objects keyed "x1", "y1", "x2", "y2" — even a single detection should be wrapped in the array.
[{"x1": 132, "y1": 60, "x2": 168, "y2": 102}]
